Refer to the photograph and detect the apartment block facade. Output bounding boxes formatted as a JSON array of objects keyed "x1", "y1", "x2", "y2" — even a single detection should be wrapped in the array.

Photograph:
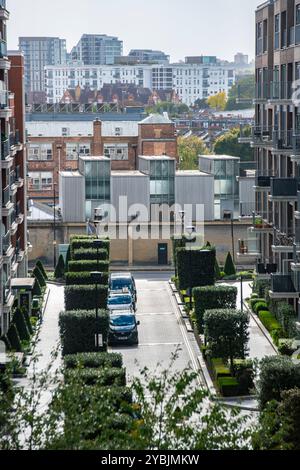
[
  {"x1": 44, "y1": 62, "x2": 235, "y2": 106},
  {"x1": 19, "y1": 36, "x2": 67, "y2": 97},
  {"x1": 70, "y1": 34, "x2": 123, "y2": 65},
  {"x1": 26, "y1": 113, "x2": 178, "y2": 203},
  {"x1": 1, "y1": 0, "x2": 28, "y2": 335},
  {"x1": 239, "y1": 0, "x2": 300, "y2": 314}
]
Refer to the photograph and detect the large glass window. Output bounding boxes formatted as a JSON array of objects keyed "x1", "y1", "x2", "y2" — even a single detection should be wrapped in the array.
[
  {"x1": 149, "y1": 160, "x2": 175, "y2": 205},
  {"x1": 275, "y1": 14, "x2": 280, "y2": 49},
  {"x1": 84, "y1": 161, "x2": 110, "y2": 201}
]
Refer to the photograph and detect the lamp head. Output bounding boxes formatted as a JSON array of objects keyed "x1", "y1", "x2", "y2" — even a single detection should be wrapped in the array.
[{"x1": 186, "y1": 226, "x2": 195, "y2": 236}]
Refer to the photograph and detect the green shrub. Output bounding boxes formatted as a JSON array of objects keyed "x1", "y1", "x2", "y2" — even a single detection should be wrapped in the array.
[
  {"x1": 259, "y1": 311, "x2": 282, "y2": 334},
  {"x1": 223, "y1": 274, "x2": 237, "y2": 281},
  {"x1": 254, "y1": 301, "x2": 268, "y2": 314},
  {"x1": 249, "y1": 298, "x2": 266, "y2": 311},
  {"x1": 217, "y1": 376, "x2": 239, "y2": 397},
  {"x1": 251, "y1": 293, "x2": 259, "y2": 299},
  {"x1": 276, "y1": 302, "x2": 298, "y2": 338},
  {"x1": 33, "y1": 265, "x2": 46, "y2": 288},
  {"x1": 7, "y1": 323, "x2": 22, "y2": 352},
  {"x1": 65, "y1": 271, "x2": 109, "y2": 286},
  {"x1": 13, "y1": 309, "x2": 30, "y2": 342},
  {"x1": 0, "y1": 335, "x2": 11, "y2": 351},
  {"x1": 72, "y1": 248, "x2": 108, "y2": 261},
  {"x1": 224, "y1": 252, "x2": 236, "y2": 276},
  {"x1": 65, "y1": 245, "x2": 71, "y2": 272},
  {"x1": 211, "y1": 358, "x2": 231, "y2": 379},
  {"x1": 64, "y1": 285, "x2": 108, "y2": 311},
  {"x1": 55, "y1": 254, "x2": 65, "y2": 279},
  {"x1": 64, "y1": 352, "x2": 123, "y2": 369},
  {"x1": 70, "y1": 238, "x2": 110, "y2": 256},
  {"x1": 68, "y1": 260, "x2": 109, "y2": 273},
  {"x1": 278, "y1": 339, "x2": 297, "y2": 357},
  {"x1": 59, "y1": 309, "x2": 109, "y2": 356},
  {"x1": 64, "y1": 368, "x2": 126, "y2": 386},
  {"x1": 232, "y1": 359, "x2": 254, "y2": 395},
  {"x1": 22, "y1": 308, "x2": 34, "y2": 335},
  {"x1": 253, "y1": 279, "x2": 271, "y2": 298},
  {"x1": 36, "y1": 260, "x2": 48, "y2": 280},
  {"x1": 193, "y1": 285, "x2": 237, "y2": 331},
  {"x1": 177, "y1": 246, "x2": 216, "y2": 291},
  {"x1": 258, "y1": 356, "x2": 300, "y2": 409},
  {"x1": 215, "y1": 259, "x2": 222, "y2": 281}
]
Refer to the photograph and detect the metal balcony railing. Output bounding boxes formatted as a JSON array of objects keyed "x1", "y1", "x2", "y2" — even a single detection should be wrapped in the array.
[
  {"x1": 10, "y1": 208, "x2": 16, "y2": 226},
  {"x1": 255, "y1": 173, "x2": 272, "y2": 188},
  {"x1": 9, "y1": 170, "x2": 16, "y2": 187},
  {"x1": 9, "y1": 131, "x2": 20, "y2": 147},
  {"x1": 270, "y1": 81, "x2": 293, "y2": 100},
  {"x1": 0, "y1": 0, "x2": 7, "y2": 9},
  {"x1": 1, "y1": 138, "x2": 10, "y2": 159},
  {"x1": 2, "y1": 230, "x2": 10, "y2": 254},
  {"x1": 273, "y1": 226, "x2": 295, "y2": 247},
  {"x1": 270, "y1": 177, "x2": 298, "y2": 198},
  {"x1": 271, "y1": 274, "x2": 296, "y2": 294},
  {"x1": 2, "y1": 185, "x2": 10, "y2": 206},
  {"x1": 257, "y1": 262, "x2": 277, "y2": 275},
  {"x1": 15, "y1": 164, "x2": 21, "y2": 180}
]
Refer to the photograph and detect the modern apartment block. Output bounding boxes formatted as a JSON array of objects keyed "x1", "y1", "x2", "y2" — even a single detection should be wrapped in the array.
[
  {"x1": 239, "y1": 0, "x2": 300, "y2": 314},
  {"x1": 18, "y1": 36, "x2": 67, "y2": 100},
  {"x1": 25, "y1": 112, "x2": 178, "y2": 203},
  {"x1": 70, "y1": 34, "x2": 123, "y2": 65},
  {"x1": 44, "y1": 61, "x2": 235, "y2": 106},
  {"x1": 128, "y1": 49, "x2": 170, "y2": 64},
  {"x1": 1, "y1": 1, "x2": 28, "y2": 335}
]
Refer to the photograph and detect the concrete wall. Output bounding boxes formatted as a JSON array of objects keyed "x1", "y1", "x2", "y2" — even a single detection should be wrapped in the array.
[
  {"x1": 111, "y1": 173, "x2": 150, "y2": 222},
  {"x1": 28, "y1": 220, "x2": 255, "y2": 267},
  {"x1": 175, "y1": 173, "x2": 214, "y2": 222}
]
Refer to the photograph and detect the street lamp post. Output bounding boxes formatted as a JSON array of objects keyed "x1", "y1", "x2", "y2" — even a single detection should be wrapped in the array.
[
  {"x1": 179, "y1": 210, "x2": 185, "y2": 237},
  {"x1": 91, "y1": 271, "x2": 103, "y2": 350},
  {"x1": 53, "y1": 183, "x2": 57, "y2": 269},
  {"x1": 186, "y1": 225, "x2": 196, "y2": 312},
  {"x1": 240, "y1": 274, "x2": 244, "y2": 312}
]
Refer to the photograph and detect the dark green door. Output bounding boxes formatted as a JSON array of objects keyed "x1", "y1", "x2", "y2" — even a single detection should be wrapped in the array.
[{"x1": 158, "y1": 244, "x2": 168, "y2": 265}]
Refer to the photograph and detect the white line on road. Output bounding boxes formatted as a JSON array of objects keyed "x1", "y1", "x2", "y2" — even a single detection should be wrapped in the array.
[{"x1": 138, "y1": 342, "x2": 184, "y2": 347}]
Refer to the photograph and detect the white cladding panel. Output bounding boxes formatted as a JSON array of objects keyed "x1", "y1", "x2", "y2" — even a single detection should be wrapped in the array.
[
  {"x1": 111, "y1": 174, "x2": 150, "y2": 222},
  {"x1": 175, "y1": 174, "x2": 214, "y2": 221},
  {"x1": 101, "y1": 121, "x2": 138, "y2": 137},
  {"x1": 59, "y1": 173, "x2": 86, "y2": 223},
  {"x1": 239, "y1": 177, "x2": 255, "y2": 216},
  {"x1": 26, "y1": 121, "x2": 93, "y2": 137}
]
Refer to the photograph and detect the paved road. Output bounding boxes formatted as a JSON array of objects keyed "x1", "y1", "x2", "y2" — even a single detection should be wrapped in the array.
[{"x1": 110, "y1": 272, "x2": 202, "y2": 382}]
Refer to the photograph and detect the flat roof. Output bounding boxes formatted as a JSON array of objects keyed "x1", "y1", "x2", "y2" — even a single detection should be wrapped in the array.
[
  {"x1": 138, "y1": 155, "x2": 176, "y2": 161},
  {"x1": 79, "y1": 156, "x2": 110, "y2": 162},
  {"x1": 198, "y1": 154, "x2": 240, "y2": 161},
  {"x1": 11, "y1": 278, "x2": 35, "y2": 290},
  {"x1": 60, "y1": 171, "x2": 83, "y2": 177},
  {"x1": 111, "y1": 170, "x2": 148, "y2": 177},
  {"x1": 176, "y1": 170, "x2": 213, "y2": 177},
  {"x1": 26, "y1": 113, "x2": 146, "y2": 122}
]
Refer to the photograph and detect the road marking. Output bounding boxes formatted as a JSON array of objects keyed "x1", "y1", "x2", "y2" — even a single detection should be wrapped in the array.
[
  {"x1": 138, "y1": 342, "x2": 184, "y2": 347},
  {"x1": 136, "y1": 312, "x2": 175, "y2": 316}
]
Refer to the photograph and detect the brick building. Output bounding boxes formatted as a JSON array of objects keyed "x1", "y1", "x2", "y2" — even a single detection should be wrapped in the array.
[{"x1": 26, "y1": 113, "x2": 178, "y2": 203}]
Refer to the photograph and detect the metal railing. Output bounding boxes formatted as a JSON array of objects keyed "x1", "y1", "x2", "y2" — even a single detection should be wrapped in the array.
[
  {"x1": 2, "y1": 230, "x2": 10, "y2": 254},
  {"x1": 0, "y1": 39, "x2": 7, "y2": 58},
  {"x1": 9, "y1": 208, "x2": 16, "y2": 226},
  {"x1": 271, "y1": 274, "x2": 296, "y2": 293},
  {"x1": 273, "y1": 226, "x2": 295, "y2": 247},
  {"x1": 257, "y1": 262, "x2": 277, "y2": 275},
  {"x1": 0, "y1": 0, "x2": 7, "y2": 9},
  {"x1": 1, "y1": 138, "x2": 10, "y2": 160},
  {"x1": 270, "y1": 177, "x2": 298, "y2": 198},
  {"x1": 9, "y1": 130, "x2": 20, "y2": 146}
]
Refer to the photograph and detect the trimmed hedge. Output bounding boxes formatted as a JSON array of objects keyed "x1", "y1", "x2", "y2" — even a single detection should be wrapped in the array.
[
  {"x1": 249, "y1": 298, "x2": 266, "y2": 311},
  {"x1": 64, "y1": 367, "x2": 126, "y2": 386},
  {"x1": 64, "y1": 352, "x2": 123, "y2": 369},
  {"x1": 259, "y1": 311, "x2": 282, "y2": 334},
  {"x1": 33, "y1": 266, "x2": 46, "y2": 288},
  {"x1": 217, "y1": 376, "x2": 239, "y2": 397},
  {"x1": 59, "y1": 309, "x2": 109, "y2": 356},
  {"x1": 71, "y1": 238, "x2": 110, "y2": 255},
  {"x1": 72, "y1": 248, "x2": 108, "y2": 261},
  {"x1": 65, "y1": 271, "x2": 109, "y2": 286},
  {"x1": 68, "y1": 260, "x2": 109, "y2": 273},
  {"x1": 13, "y1": 309, "x2": 31, "y2": 342},
  {"x1": 177, "y1": 247, "x2": 216, "y2": 291},
  {"x1": 55, "y1": 254, "x2": 65, "y2": 279},
  {"x1": 193, "y1": 285, "x2": 237, "y2": 331},
  {"x1": 36, "y1": 260, "x2": 48, "y2": 280},
  {"x1": 32, "y1": 275, "x2": 42, "y2": 297},
  {"x1": 22, "y1": 308, "x2": 34, "y2": 335},
  {"x1": 211, "y1": 358, "x2": 231, "y2": 379},
  {"x1": 7, "y1": 323, "x2": 22, "y2": 352},
  {"x1": 64, "y1": 285, "x2": 108, "y2": 311},
  {"x1": 224, "y1": 252, "x2": 236, "y2": 276},
  {"x1": 254, "y1": 301, "x2": 268, "y2": 314}
]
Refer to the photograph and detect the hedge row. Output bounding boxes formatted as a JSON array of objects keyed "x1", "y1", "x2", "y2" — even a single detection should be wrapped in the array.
[
  {"x1": 72, "y1": 248, "x2": 108, "y2": 261},
  {"x1": 259, "y1": 311, "x2": 282, "y2": 334},
  {"x1": 68, "y1": 260, "x2": 109, "y2": 273},
  {"x1": 193, "y1": 285, "x2": 237, "y2": 332},
  {"x1": 64, "y1": 352, "x2": 123, "y2": 370},
  {"x1": 70, "y1": 238, "x2": 110, "y2": 255},
  {"x1": 65, "y1": 272, "x2": 109, "y2": 286},
  {"x1": 64, "y1": 368, "x2": 126, "y2": 387},
  {"x1": 64, "y1": 285, "x2": 108, "y2": 311},
  {"x1": 177, "y1": 247, "x2": 216, "y2": 291},
  {"x1": 59, "y1": 309, "x2": 109, "y2": 355}
]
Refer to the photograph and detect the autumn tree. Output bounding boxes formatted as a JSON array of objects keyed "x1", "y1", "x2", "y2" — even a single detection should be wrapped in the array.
[
  {"x1": 178, "y1": 135, "x2": 210, "y2": 170},
  {"x1": 207, "y1": 91, "x2": 227, "y2": 111}
]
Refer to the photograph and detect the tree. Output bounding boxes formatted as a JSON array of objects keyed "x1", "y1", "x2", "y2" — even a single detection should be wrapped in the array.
[
  {"x1": 258, "y1": 356, "x2": 300, "y2": 410},
  {"x1": 193, "y1": 98, "x2": 210, "y2": 110},
  {"x1": 215, "y1": 259, "x2": 222, "y2": 280},
  {"x1": 253, "y1": 388, "x2": 300, "y2": 450},
  {"x1": 224, "y1": 252, "x2": 236, "y2": 276},
  {"x1": 32, "y1": 275, "x2": 42, "y2": 297},
  {"x1": 36, "y1": 260, "x2": 48, "y2": 280},
  {"x1": 207, "y1": 91, "x2": 227, "y2": 111},
  {"x1": 55, "y1": 255, "x2": 65, "y2": 280},
  {"x1": 214, "y1": 127, "x2": 254, "y2": 162},
  {"x1": 6, "y1": 323, "x2": 22, "y2": 352},
  {"x1": 33, "y1": 266, "x2": 46, "y2": 288},
  {"x1": 203, "y1": 309, "x2": 250, "y2": 368},
  {"x1": 13, "y1": 309, "x2": 30, "y2": 342},
  {"x1": 146, "y1": 102, "x2": 190, "y2": 117},
  {"x1": 226, "y1": 74, "x2": 255, "y2": 111},
  {"x1": 178, "y1": 135, "x2": 209, "y2": 170}
]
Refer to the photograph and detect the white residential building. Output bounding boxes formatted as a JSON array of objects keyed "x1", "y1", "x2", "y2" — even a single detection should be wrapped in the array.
[{"x1": 44, "y1": 62, "x2": 235, "y2": 106}]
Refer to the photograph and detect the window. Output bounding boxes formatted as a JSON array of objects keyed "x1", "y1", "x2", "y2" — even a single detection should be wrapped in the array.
[
  {"x1": 274, "y1": 14, "x2": 280, "y2": 49},
  {"x1": 28, "y1": 144, "x2": 52, "y2": 161},
  {"x1": 28, "y1": 172, "x2": 53, "y2": 191},
  {"x1": 104, "y1": 143, "x2": 128, "y2": 160},
  {"x1": 66, "y1": 143, "x2": 91, "y2": 160}
]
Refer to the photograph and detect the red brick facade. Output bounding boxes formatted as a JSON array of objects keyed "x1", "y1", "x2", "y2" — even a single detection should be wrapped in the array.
[{"x1": 27, "y1": 118, "x2": 178, "y2": 201}]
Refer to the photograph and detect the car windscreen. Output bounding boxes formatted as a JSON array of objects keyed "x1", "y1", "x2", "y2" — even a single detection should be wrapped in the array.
[
  {"x1": 108, "y1": 295, "x2": 132, "y2": 305},
  {"x1": 110, "y1": 315, "x2": 135, "y2": 327},
  {"x1": 111, "y1": 278, "x2": 133, "y2": 291}
]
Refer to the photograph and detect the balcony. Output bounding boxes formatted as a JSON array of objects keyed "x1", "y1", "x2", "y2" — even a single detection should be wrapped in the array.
[
  {"x1": 270, "y1": 274, "x2": 298, "y2": 299},
  {"x1": 0, "y1": 39, "x2": 7, "y2": 58},
  {"x1": 272, "y1": 227, "x2": 296, "y2": 254},
  {"x1": 269, "y1": 177, "x2": 298, "y2": 201},
  {"x1": 250, "y1": 126, "x2": 273, "y2": 147},
  {"x1": 2, "y1": 230, "x2": 11, "y2": 255},
  {"x1": 251, "y1": 214, "x2": 273, "y2": 233},
  {"x1": 256, "y1": 262, "x2": 277, "y2": 279},
  {"x1": 295, "y1": 191, "x2": 300, "y2": 220},
  {"x1": 254, "y1": 172, "x2": 272, "y2": 191},
  {"x1": 268, "y1": 81, "x2": 293, "y2": 104},
  {"x1": 2, "y1": 184, "x2": 10, "y2": 206},
  {"x1": 237, "y1": 238, "x2": 261, "y2": 259},
  {"x1": 0, "y1": 88, "x2": 8, "y2": 108}
]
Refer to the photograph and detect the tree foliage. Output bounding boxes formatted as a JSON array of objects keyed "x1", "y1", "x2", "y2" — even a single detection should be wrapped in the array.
[
  {"x1": 178, "y1": 135, "x2": 209, "y2": 170},
  {"x1": 146, "y1": 101, "x2": 190, "y2": 117},
  {"x1": 55, "y1": 255, "x2": 65, "y2": 280},
  {"x1": 214, "y1": 127, "x2": 254, "y2": 162},
  {"x1": 224, "y1": 252, "x2": 236, "y2": 276},
  {"x1": 207, "y1": 91, "x2": 227, "y2": 111},
  {"x1": 226, "y1": 74, "x2": 255, "y2": 111}
]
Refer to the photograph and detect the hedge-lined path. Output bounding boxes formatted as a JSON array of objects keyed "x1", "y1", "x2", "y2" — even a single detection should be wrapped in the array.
[
  {"x1": 221, "y1": 281, "x2": 277, "y2": 360},
  {"x1": 109, "y1": 271, "x2": 203, "y2": 384}
]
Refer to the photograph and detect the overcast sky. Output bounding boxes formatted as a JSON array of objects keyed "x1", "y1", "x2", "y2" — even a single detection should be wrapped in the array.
[{"x1": 8, "y1": 0, "x2": 260, "y2": 62}]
